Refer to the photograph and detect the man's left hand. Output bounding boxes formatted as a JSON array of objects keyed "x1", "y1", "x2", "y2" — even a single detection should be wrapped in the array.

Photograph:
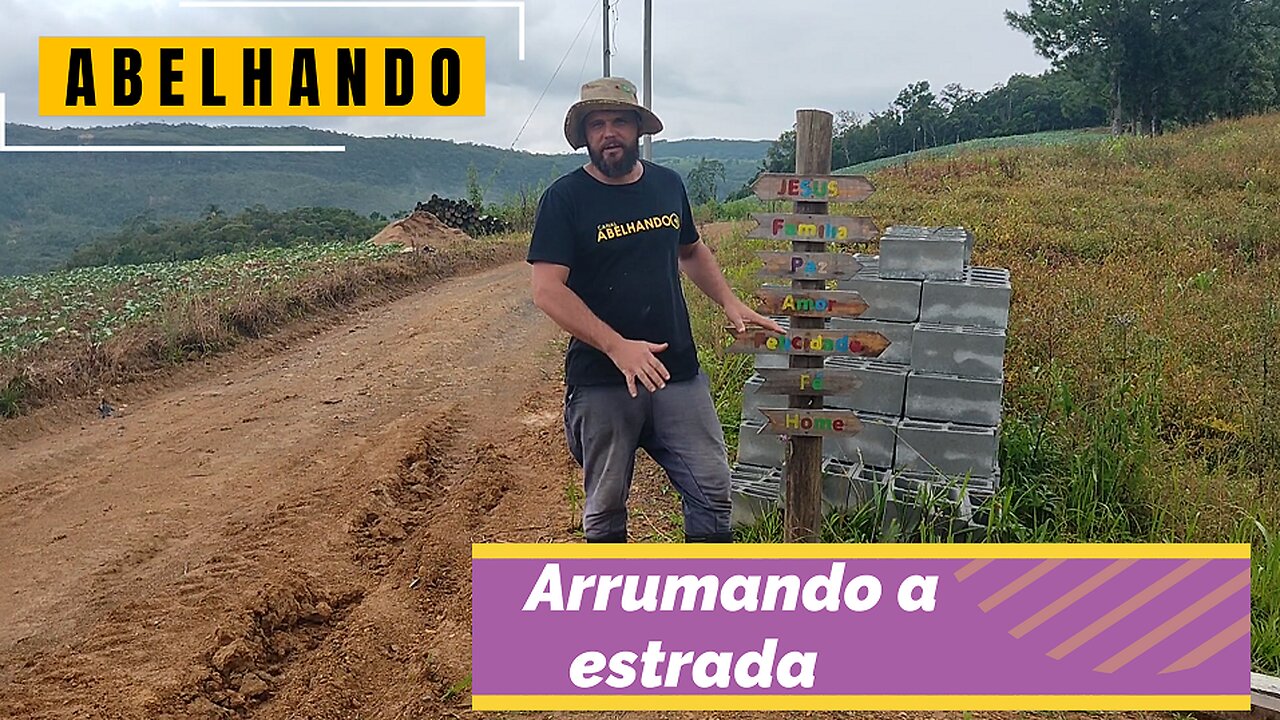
[{"x1": 725, "y1": 299, "x2": 785, "y2": 335}]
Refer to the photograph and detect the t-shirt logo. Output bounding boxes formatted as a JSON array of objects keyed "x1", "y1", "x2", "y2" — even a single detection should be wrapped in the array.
[{"x1": 596, "y1": 212, "x2": 682, "y2": 243}]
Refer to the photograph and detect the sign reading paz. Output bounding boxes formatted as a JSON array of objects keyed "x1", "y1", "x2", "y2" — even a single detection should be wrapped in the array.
[
  {"x1": 756, "y1": 252, "x2": 862, "y2": 280},
  {"x1": 756, "y1": 368, "x2": 863, "y2": 396},
  {"x1": 752, "y1": 174, "x2": 875, "y2": 202},
  {"x1": 757, "y1": 408, "x2": 863, "y2": 437},
  {"x1": 748, "y1": 214, "x2": 879, "y2": 244},
  {"x1": 756, "y1": 287, "x2": 869, "y2": 318}
]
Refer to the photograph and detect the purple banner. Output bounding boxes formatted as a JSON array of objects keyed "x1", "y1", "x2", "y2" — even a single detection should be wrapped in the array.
[{"x1": 471, "y1": 547, "x2": 1252, "y2": 710}]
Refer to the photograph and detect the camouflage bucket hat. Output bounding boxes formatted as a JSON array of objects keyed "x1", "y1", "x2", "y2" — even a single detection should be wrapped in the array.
[{"x1": 564, "y1": 76, "x2": 663, "y2": 150}]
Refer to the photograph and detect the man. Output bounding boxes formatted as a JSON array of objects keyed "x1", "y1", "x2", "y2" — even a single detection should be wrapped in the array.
[{"x1": 527, "y1": 77, "x2": 784, "y2": 544}]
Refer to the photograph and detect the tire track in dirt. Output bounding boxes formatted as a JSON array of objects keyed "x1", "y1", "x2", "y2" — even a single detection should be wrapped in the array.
[
  {"x1": 0, "y1": 249, "x2": 1175, "y2": 720},
  {"x1": 0, "y1": 260, "x2": 577, "y2": 719}
]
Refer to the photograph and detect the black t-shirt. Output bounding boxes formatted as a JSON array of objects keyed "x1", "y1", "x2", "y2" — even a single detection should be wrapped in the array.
[{"x1": 527, "y1": 160, "x2": 701, "y2": 387}]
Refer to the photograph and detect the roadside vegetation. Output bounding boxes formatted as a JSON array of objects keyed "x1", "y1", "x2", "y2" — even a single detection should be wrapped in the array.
[{"x1": 678, "y1": 113, "x2": 1280, "y2": 674}]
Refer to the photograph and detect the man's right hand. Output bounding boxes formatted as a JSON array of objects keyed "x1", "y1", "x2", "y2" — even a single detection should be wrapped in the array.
[{"x1": 606, "y1": 338, "x2": 671, "y2": 398}]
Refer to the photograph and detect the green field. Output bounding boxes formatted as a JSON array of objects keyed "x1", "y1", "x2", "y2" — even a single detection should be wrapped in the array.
[
  {"x1": 682, "y1": 114, "x2": 1280, "y2": 674},
  {"x1": 835, "y1": 129, "x2": 1109, "y2": 176}
]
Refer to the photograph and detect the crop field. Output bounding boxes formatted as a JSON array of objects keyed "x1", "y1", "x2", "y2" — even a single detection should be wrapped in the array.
[{"x1": 0, "y1": 241, "x2": 405, "y2": 359}]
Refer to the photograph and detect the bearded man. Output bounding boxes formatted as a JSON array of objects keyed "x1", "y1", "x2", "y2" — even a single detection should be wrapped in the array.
[{"x1": 526, "y1": 77, "x2": 784, "y2": 544}]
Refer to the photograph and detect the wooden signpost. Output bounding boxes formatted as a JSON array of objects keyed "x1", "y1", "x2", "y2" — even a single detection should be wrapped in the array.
[
  {"x1": 755, "y1": 368, "x2": 863, "y2": 396},
  {"x1": 727, "y1": 329, "x2": 891, "y2": 357},
  {"x1": 755, "y1": 287, "x2": 869, "y2": 317},
  {"x1": 757, "y1": 409, "x2": 864, "y2": 437},
  {"x1": 728, "y1": 109, "x2": 886, "y2": 543},
  {"x1": 755, "y1": 251, "x2": 863, "y2": 280},
  {"x1": 747, "y1": 213, "x2": 879, "y2": 243},
  {"x1": 752, "y1": 173, "x2": 876, "y2": 203}
]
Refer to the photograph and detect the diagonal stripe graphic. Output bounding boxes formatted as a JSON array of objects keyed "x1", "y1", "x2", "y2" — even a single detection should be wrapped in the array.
[
  {"x1": 979, "y1": 559, "x2": 1063, "y2": 612},
  {"x1": 955, "y1": 558, "x2": 993, "y2": 582},
  {"x1": 1095, "y1": 570, "x2": 1250, "y2": 673},
  {"x1": 1159, "y1": 615, "x2": 1251, "y2": 674},
  {"x1": 1048, "y1": 559, "x2": 1208, "y2": 660},
  {"x1": 1010, "y1": 560, "x2": 1136, "y2": 638}
]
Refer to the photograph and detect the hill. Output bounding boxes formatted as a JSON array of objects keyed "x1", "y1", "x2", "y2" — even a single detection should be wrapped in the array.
[
  {"x1": 834, "y1": 128, "x2": 1109, "y2": 175},
  {"x1": 0, "y1": 124, "x2": 768, "y2": 276}
]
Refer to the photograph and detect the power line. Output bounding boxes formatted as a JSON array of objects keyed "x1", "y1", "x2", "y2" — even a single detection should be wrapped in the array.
[
  {"x1": 578, "y1": 0, "x2": 601, "y2": 87},
  {"x1": 510, "y1": 0, "x2": 599, "y2": 150}
]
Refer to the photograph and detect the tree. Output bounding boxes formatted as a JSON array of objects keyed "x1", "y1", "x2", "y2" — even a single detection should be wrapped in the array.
[
  {"x1": 1006, "y1": 0, "x2": 1280, "y2": 134},
  {"x1": 466, "y1": 163, "x2": 485, "y2": 208},
  {"x1": 687, "y1": 158, "x2": 726, "y2": 205}
]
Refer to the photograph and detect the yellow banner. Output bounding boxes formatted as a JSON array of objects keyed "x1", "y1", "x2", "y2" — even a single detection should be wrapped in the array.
[{"x1": 38, "y1": 37, "x2": 485, "y2": 116}]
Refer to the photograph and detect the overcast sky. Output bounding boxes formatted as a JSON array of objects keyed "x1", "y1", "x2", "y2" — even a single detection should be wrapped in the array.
[{"x1": 0, "y1": 0, "x2": 1051, "y2": 154}]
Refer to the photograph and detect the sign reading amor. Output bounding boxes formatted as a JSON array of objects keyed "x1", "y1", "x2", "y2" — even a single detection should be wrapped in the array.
[
  {"x1": 471, "y1": 544, "x2": 1252, "y2": 711},
  {"x1": 755, "y1": 287, "x2": 868, "y2": 318}
]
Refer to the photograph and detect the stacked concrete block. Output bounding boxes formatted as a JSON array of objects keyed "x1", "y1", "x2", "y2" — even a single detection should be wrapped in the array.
[
  {"x1": 729, "y1": 225, "x2": 1011, "y2": 528},
  {"x1": 879, "y1": 226, "x2": 973, "y2": 280}
]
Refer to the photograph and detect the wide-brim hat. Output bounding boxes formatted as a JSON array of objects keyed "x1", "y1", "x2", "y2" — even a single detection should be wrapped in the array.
[{"x1": 564, "y1": 76, "x2": 663, "y2": 150}]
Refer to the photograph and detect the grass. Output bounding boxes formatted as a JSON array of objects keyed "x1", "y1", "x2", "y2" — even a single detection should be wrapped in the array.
[
  {"x1": 834, "y1": 128, "x2": 1111, "y2": 176},
  {"x1": 675, "y1": 113, "x2": 1280, "y2": 675}
]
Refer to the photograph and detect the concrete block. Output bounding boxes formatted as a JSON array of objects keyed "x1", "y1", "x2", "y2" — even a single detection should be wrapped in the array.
[
  {"x1": 911, "y1": 323, "x2": 1006, "y2": 379},
  {"x1": 879, "y1": 226, "x2": 971, "y2": 280},
  {"x1": 828, "y1": 318, "x2": 914, "y2": 364},
  {"x1": 819, "y1": 357, "x2": 909, "y2": 417},
  {"x1": 885, "y1": 472, "x2": 992, "y2": 541},
  {"x1": 827, "y1": 412, "x2": 898, "y2": 468},
  {"x1": 738, "y1": 418, "x2": 786, "y2": 468},
  {"x1": 893, "y1": 418, "x2": 998, "y2": 477},
  {"x1": 921, "y1": 267, "x2": 1011, "y2": 328},
  {"x1": 730, "y1": 464, "x2": 782, "y2": 528},
  {"x1": 741, "y1": 374, "x2": 786, "y2": 422},
  {"x1": 905, "y1": 370, "x2": 1004, "y2": 426},
  {"x1": 820, "y1": 458, "x2": 891, "y2": 512},
  {"x1": 835, "y1": 270, "x2": 923, "y2": 322}
]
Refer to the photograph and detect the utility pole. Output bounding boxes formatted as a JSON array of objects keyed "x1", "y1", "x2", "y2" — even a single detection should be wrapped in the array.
[
  {"x1": 642, "y1": 0, "x2": 652, "y2": 160},
  {"x1": 602, "y1": 0, "x2": 611, "y2": 77}
]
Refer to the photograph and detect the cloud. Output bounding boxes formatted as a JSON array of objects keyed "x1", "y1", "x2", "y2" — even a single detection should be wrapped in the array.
[{"x1": 0, "y1": 0, "x2": 1052, "y2": 152}]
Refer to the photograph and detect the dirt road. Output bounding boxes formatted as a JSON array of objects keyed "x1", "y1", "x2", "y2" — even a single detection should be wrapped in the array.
[
  {"x1": 0, "y1": 257, "x2": 1166, "y2": 720},
  {"x1": 0, "y1": 260, "x2": 580, "y2": 719}
]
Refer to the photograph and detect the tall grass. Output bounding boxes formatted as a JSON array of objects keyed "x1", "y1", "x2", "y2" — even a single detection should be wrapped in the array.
[{"x1": 682, "y1": 113, "x2": 1280, "y2": 674}]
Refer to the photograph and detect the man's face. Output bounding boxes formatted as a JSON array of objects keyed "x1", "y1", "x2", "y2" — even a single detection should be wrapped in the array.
[{"x1": 584, "y1": 110, "x2": 640, "y2": 178}]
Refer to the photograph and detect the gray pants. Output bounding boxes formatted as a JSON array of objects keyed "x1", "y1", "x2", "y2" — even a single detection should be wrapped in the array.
[{"x1": 564, "y1": 371, "x2": 733, "y2": 543}]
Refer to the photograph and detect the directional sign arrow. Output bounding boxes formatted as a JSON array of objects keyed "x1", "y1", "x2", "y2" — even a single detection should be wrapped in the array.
[
  {"x1": 725, "y1": 326, "x2": 891, "y2": 359},
  {"x1": 758, "y1": 408, "x2": 863, "y2": 437},
  {"x1": 752, "y1": 174, "x2": 875, "y2": 202},
  {"x1": 756, "y1": 286, "x2": 869, "y2": 318},
  {"x1": 748, "y1": 213, "x2": 880, "y2": 244},
  {"x1": 756, "y1": 368, "x2": 864, "y2": 396},
  {"x1": 756, "y1": 251, "x2": 863, "y2": 280}
]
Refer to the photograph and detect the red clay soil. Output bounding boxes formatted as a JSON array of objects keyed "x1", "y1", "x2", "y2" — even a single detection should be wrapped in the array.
[{"x1": 0, "y1": 257, "x2": 1171, "y2": 720}]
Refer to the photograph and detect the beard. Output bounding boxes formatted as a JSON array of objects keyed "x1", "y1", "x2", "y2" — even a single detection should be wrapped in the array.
[{"x1": 588, "y1": 138, "x2": 640, "y2": 178}]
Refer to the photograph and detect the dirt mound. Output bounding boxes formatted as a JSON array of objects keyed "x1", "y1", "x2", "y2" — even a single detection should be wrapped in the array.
[{"x1": 369, "y1": 209, "x2": 472, "y2": 253}]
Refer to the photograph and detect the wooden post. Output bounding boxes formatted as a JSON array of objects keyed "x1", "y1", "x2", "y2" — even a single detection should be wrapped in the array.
[{"x1": 785, "y1": 109, "x2": 833, "y2": 543}]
